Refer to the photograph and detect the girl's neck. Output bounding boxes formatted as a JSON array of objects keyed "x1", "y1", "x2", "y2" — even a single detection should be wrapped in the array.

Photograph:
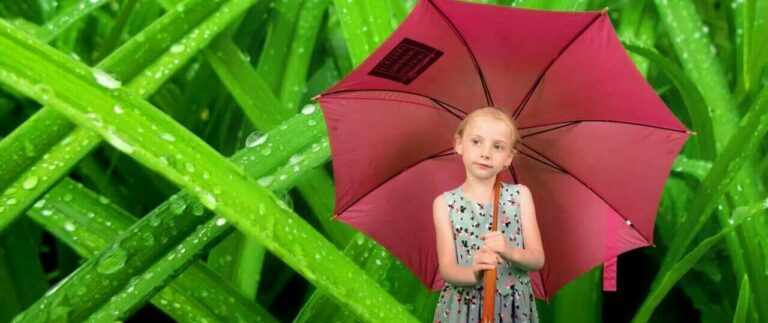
[{"x1": 461, "y1": 177, "x2": 497, "y2": 203}]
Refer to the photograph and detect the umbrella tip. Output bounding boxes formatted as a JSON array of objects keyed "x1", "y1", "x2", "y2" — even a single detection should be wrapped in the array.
[
  {"x1": 687, "y1": 130, "x2": 698, "y2": 135},
  {"x1": 600, "y1": 7, "x2": 609, "y2": 15},
  {"x1": 311, "y1": 94, "x2": 322, "y2": 101}
]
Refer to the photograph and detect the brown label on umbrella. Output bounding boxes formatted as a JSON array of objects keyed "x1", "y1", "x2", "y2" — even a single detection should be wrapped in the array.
[{"x1": 368, "y1": 38, "x2": 443, "y2": 85}]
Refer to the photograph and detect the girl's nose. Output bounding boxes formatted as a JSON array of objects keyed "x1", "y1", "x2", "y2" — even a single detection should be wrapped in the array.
[{"x1": 481, "y1": 145, "x2": 491, "y2": 159}]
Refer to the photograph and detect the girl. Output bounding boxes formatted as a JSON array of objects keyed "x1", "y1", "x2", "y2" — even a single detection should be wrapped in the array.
[{"x1": 433, "y1": 107, "x2": 544, "y2": 322}]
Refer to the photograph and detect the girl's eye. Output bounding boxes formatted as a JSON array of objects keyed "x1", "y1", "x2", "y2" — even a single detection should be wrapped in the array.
[
  {"x1": 471, "y1": 139, "x2": 480, "y2": 145},
  {"x1": 494, "y1": 144, "x2": 504, "y2": 151}
]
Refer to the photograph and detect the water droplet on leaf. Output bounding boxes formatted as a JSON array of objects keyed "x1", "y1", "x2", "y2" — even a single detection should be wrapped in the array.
[
  {"x1": 23, "y1": 176, "x2": 39, "y2": 190},
  {"x1": 92, "y1": 69, "x2": 122, "y2": 89},
  {"x1": 169, "y1": 195, "x2": 187, "y2": 214},
  {"x1": 201, "y1": 192, "x2": 217, "y2": 210},
  {"x1": 301, "y1": 104, "x2": 316, "y2": 115},
  {"x1": 97, "y1": 247, "x2": 128, "y2": 274},
  {"x1": 170, "y1": 43, "x2": 185, "y2": 53},
  {"x1": 257, "y1": 176, "x2": 273, "y2": 187},
  {"x1": 160, "y1": 133, "x2": 176, "y2": 142},
  {"x1": 35, "y1": 83, "x2": 54, "y2": 100},
  {"x1": 245, "y1": 132, "x2": 268, "y2": 147},
  {"x1": 191, "y1": 202, "x2": 204, "y2": 216}
]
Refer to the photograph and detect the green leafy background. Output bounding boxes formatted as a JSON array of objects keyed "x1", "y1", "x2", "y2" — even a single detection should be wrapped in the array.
[{"x1": 0, "y1": 0, "x2": 766, "y2": 322}]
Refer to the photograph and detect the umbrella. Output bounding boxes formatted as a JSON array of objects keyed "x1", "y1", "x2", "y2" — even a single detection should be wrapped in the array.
[{"x1": 315, "y1": 0, "x2": 690, "y2": 300}]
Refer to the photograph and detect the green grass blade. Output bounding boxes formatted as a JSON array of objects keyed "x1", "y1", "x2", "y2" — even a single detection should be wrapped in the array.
[
  {"x1": 671, "y1": 155, "x2": 712, "y2": 182},
  {"x1": 207, "y1": 231, "x2": 265, "y2": 299},
  {"x1": 278, "y1": 0, "x2": 330, "y2": 113},
  {"x1": 332, "y1": 0, "x2": 381, "y2": 66},
  {"x1": 733, "y1": 274, "x2": 751, "y2": 323},
  {"x1": 24, "y1": 178, "x2": 277, "y2": 322},
  {"x1": 15, "y1": 108, "x2": 328, "y2": 320},
  {"x1": 19, "y1": 109, "x2": 326, "y2": 321},
  {"x1": 256, "y1": 0, "x2": 303, "y2": 92},
  {"x1": 617, "y1": 0, "x2": 656, "y2": 75},
  {"x1": 623, "y1": 43, "x2": 716, "y2": 159},
  {"x1": 0, "y1": 24, "x2": 414, "y2": 318},
  {"x1": 195, "y1": 0, "x2": 352, "y2": 250},
  {"x1": 0, "y1": 0, "x2": 246, "y2": 232},
  {"x1": 0, "y1": 126, "x2": 102, "y2": 231},
  {"x1": 0, "y1": 218, "x2": 47, "y2": 321},
  {"x1": 296, "y1": 234, "x2": 439, "y2": 322},
  {"x1": 511, "y1": 0, "x2": 590, "y2": 10},
  {"x1": 93, "y1": 0, "x2": 140, "y2": 61},
  {"x1": 386, "y1": 0, "x2": 409, "y2": 26},
  {"x1": 201, "y1": 25, "x2": 334, "y2": 293},
  {"x1": 293, "y1": 167, "x2": 356, "y2": 247},
  {"x1": 653, "y1": 1, "x2": 739, "y2": 145},
  {"x1": 172, "y1": 1, "x2": 349, "y2": 256},
  {"x1": 632, "y1": 198, "x2": 767, "y2": 323},
  {"x1": 0, "y1": 107, "x2": 75, "y2": 189},
  {"x1": 103, "y1": 0, "x2": 223, "y2": 85},
  {"x1": 638, "y1": 85, "x2": 768, "y2": 320},
  {"x1": 204, "y1": 37, "x2": 290, "y2": 130},
  {"x1": 325, "y1": 9, "x2": 353, "y2": 76},
  {"x1": 35, "y1": 0, "x2": 109, "y2": 42},
  {"x1": 202, "y1": 35, "x2": 353, "y2": 247},
  {"x1": 732, "y1": 0, "x2": 750, "y2": 98},
  {"x1": 746, "y1": 1, "x2": 768, "y2": 97},
  {"x1": 653, "y1": 2, "x2": 768, "y2": 319}
]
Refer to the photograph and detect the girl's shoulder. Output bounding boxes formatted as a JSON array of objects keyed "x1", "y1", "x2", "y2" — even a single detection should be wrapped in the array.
[
  {"x1": 433, "y1": 187, "x2": 460, "y2": 205},
  {"x1": 501, "y1": 182, "x2": 530, "y2": 193},
  {"x1": 501, "y1": 182, "x2": 533, "y2": 202}
]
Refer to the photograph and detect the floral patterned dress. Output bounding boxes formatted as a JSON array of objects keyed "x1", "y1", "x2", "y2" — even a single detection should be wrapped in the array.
[{"x1": 434, "y1": 183, "x2": 538, "y2": 323}]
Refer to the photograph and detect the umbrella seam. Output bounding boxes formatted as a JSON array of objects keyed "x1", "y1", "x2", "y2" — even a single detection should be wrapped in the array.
[
  {"x1": 426, "y1": 0, "x2": 494, "y2": 106},
  {"x1": 520, "y1": 120, "x2": 691, "y2": 138},
  {"x1": 519, "y1": 142, "x2": 654, "y2": 244},
  {"x1": 513, "y1": 12, "x2": 606, "y2": 120},
  {"x1": 319, "y1": 88, "x2": 468, "y2": 117},
  {"x1": 334, "y1": 147, "x2": 456, "y2": 215}
]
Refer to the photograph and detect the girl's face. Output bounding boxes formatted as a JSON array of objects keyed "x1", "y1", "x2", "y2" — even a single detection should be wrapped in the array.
[{"x1": 454, "y1": 115, "x2": 515, "y2": 181}]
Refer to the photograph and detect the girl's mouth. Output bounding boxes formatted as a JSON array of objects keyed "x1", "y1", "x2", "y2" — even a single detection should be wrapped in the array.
[{"x1": 474, "y1": 162, "x2": 491, "y2": 169}]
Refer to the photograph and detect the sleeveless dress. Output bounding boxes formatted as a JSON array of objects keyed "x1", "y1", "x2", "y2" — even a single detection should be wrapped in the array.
[{"x1": 434, "y1": 183, "x2": 539, "y2": 323}]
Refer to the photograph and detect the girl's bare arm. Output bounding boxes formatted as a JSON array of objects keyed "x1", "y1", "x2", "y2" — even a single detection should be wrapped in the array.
[
  {"x1": 500, "y1": 184, "x2": 545, "y2": 271},
  {"x1": 433, "y1": 194, "x2": 498, "y2": 286}
]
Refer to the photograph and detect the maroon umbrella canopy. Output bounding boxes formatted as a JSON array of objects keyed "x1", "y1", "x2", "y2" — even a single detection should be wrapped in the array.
[{"x1": 317, "y1": 0, "x2": 689, "y2": 299}]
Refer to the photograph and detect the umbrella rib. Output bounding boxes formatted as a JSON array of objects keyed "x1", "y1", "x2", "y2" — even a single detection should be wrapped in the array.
[
  {"x1": 520, "y1": 119, "x2": 691, "y2": 138},
  {"x1": 521, "y1": 122, "x2": 580, "y2": 139},
  {"x1": 512, "y1": 11, "x2": 605, "y2": 120},
  {"x1": 519, "y1": 142, "x2": 653, "y2": 244},
  {"x1": 517, "y1": 150, "x2": 564, "y2": 173},
  {"x1": 427, "y1": 0, "x2": 493, "y2": 106},
  {"x1": 335, "y1": 148, "x2": 456, "y2": 215},
  {"x1": 319, "y1": 88, "x2": 468, "y2": 117},
  {"x1": 431, "y1": 99, "x2": 465, "y2": 120},
  {"x1": 431, "y1": 148, "x2": 456, "y2": 158}
]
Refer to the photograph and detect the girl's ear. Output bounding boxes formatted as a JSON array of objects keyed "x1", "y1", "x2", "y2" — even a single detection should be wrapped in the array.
[
  {"x1": 454, "y1": 134, "x2": 463, "y2": 155},
  {"x1": 504, "y1": 146, "x2": 517, "y2": 167}
]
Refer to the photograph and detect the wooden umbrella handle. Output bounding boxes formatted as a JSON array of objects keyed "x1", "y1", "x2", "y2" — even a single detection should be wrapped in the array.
[{"x1": 481, "y1": 175, "x2": 502, "y2": 323}]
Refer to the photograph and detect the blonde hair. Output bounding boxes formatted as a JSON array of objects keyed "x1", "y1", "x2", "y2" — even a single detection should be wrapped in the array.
[{"x1": 455, "y1": 107, "x2": 521, "y2": 153}]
